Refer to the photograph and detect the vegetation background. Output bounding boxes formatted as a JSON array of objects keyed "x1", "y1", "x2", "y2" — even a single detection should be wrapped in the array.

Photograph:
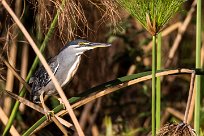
[{"x1": 0, "y1": 0, "x2": 203, "y2": 135}]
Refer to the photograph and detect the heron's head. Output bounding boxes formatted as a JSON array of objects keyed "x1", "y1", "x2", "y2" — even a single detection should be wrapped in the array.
[{"x1": 62, "y1": 39, "x2": 111, "y2": 55}]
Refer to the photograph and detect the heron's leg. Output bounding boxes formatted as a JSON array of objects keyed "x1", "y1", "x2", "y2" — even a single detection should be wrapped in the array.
[{"x1": 40, "y1": 91, "x2": 54, "y2": 121}]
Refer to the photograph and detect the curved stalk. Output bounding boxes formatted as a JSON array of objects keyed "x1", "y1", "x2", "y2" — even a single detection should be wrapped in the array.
[{"x1": 22, "y1": 68, "x2": 202, "y2": 135}]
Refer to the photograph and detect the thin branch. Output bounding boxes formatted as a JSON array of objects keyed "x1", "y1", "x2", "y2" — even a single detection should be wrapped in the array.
[
  {"x1": 166, "y1": 107, "x2": 184, "y2": 121},
  {"x1": 1, "y1": 57, "x2": 32, "y2": 93},
  {"x1": 184, "y1": 72, "x2": 196, "y2": 123},
  {"x1": 3, "y1": 89, "x2": 73, "y2": 131},
  {"x1": 1, "y1": 0, "x2": 84, "y2": 135},
  {"x1": 3, "y1": 89, "x2": 45, "y2": 114}
]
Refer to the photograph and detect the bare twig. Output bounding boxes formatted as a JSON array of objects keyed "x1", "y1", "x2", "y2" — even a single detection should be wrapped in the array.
[
  {"x1": 3, "y1": 89, "x2": 45, "y2": 113},
  {"x1": 166, "y1": 107, "x2": 184, "y2": 121},
  {"x1": 50, "y1": 116, "x2": 69, "y2": 136},
  {"x1": 1, "y1": 57, "x2": 32, "y2": 93},
  {"x1": 1, "y1": 0, "x2": 84, "y2": 135},
  {"x1": 3, "y1": 89, "x2": 73, "y2": 132},
  {"x1": 184, "y1": 72, "x2": 196, "y2": 123},
  {"x1": 187, "y1": 87, "x2": 195, "y2": 124}
]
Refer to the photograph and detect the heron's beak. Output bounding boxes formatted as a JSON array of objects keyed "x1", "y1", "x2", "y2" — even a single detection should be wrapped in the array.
[{"x1": 87, "y1": 42, "x2": 111, "y2": 48}]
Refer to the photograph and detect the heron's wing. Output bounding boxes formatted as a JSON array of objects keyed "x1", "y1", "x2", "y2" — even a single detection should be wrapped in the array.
[{"x1": 29, "y1": 57, "x2": 59, "y2": 93}]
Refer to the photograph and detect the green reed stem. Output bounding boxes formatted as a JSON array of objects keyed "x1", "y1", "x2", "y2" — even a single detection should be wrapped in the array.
[
  {"x1": 152, "y1": 35, "x2": 156, "y2": 136},
  {"x1": 194, "y1": 0, "x2": 202, "y2": 134},
  {"x1": 156, "y1": 33, "x2": 161, "y2": 130}
]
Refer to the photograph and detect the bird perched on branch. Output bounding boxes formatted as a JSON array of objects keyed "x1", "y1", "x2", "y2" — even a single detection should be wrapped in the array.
[{"x1": 29, "y1": 39, "x2": 111, "y2": 104}]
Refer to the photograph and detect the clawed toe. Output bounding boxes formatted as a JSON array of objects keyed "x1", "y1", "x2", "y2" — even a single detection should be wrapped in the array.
[{"x1": 45, "y1": 110, "x2": 54, "y2": 121}]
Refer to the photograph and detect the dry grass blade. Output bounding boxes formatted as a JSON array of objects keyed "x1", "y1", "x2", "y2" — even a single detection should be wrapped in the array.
[
  {"x1": 184, "y1": 72, "x2": 195, "y2": 124},
  {"x1": 3, "y1": 89, "x2": 45, "y2": 114},
  {"x1": 1, "y1": 0, "x2": 84, "y2": 135},
  {"x1": 37, "y1": 0, "x2": 120, "y2": 42},
  {"x1": 166, "y1": 107, "x2": 184, "y2": 121},
  {"x1": 0, "y1": 107, "x2": 20, "y2": 136},
  {"x1": 146, "y1": 13, "x2": 156, "y2": 35},
  {"x1": 50, "y1": 116, "x2": 69, "y2": 136},
  {"x1": 88, "y1": 0, "x2": 120, "y2": 28},
  {"x1": 57, "y1": 0, "x2": 88, "y2": 41},
  {"x1": 55, "y1": 116, "x2": 73, "y2": 128}
]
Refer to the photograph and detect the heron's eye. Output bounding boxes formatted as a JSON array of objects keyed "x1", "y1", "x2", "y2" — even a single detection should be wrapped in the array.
[{"x1": 78, "y1": 42, "x2": 85, "y2": 45}]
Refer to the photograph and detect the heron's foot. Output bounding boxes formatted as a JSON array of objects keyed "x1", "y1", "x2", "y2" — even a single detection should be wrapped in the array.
[
  {"x1": 45, "y1": 110, "x2": 54, "y2": 121},
  {"x1": 58, "y1": 98, "x2": 66, "y2": 110}
]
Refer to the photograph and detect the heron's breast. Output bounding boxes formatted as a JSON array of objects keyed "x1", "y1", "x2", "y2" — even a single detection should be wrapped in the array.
[{"x1": 61, "y1": 56, "x2": 81, "y2": 87}]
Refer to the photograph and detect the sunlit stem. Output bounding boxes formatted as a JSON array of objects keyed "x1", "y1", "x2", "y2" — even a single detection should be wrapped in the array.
[
  {"x1": 156, "y1": 33, "x2": 161, "y2": 130},
  {"x1": 152, "y1": 35, "x2": 156, "y2": 136}
]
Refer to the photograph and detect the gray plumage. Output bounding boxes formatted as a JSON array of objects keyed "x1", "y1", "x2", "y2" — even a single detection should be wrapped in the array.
[{"x1": 29, "y1": 39, "x2": 111, "y2": 103}]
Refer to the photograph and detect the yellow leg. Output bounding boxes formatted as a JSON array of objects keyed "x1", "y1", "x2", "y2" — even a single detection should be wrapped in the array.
[{"x1": 40, "y1": 91, "x2": 54, "y2": 121}]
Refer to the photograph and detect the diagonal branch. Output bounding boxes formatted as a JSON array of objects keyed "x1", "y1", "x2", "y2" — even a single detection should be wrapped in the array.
[
  {"x1": 1, "y1": 0, "x2": 84, "y2": 135},
  {"x1": 184, "y1": 71, "x2": 196, "y2": 123},
  {"x1": 3, "y1": 89, "x2": 73, "y2": 134},
  {"x1": 0, "y1": 57, "x2": 32, "y2": 93}
]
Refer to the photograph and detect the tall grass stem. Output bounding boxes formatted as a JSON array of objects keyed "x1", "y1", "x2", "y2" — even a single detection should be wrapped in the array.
[
  {"x1": 156, "y1": 33, "x2": 161, "y2": 130},
  {"x1": 152, "y1": 35, "x2": 156, "y2": 136},
  {"x1": 194, "y1": 0, "x2": 202, "y2": 134}
]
